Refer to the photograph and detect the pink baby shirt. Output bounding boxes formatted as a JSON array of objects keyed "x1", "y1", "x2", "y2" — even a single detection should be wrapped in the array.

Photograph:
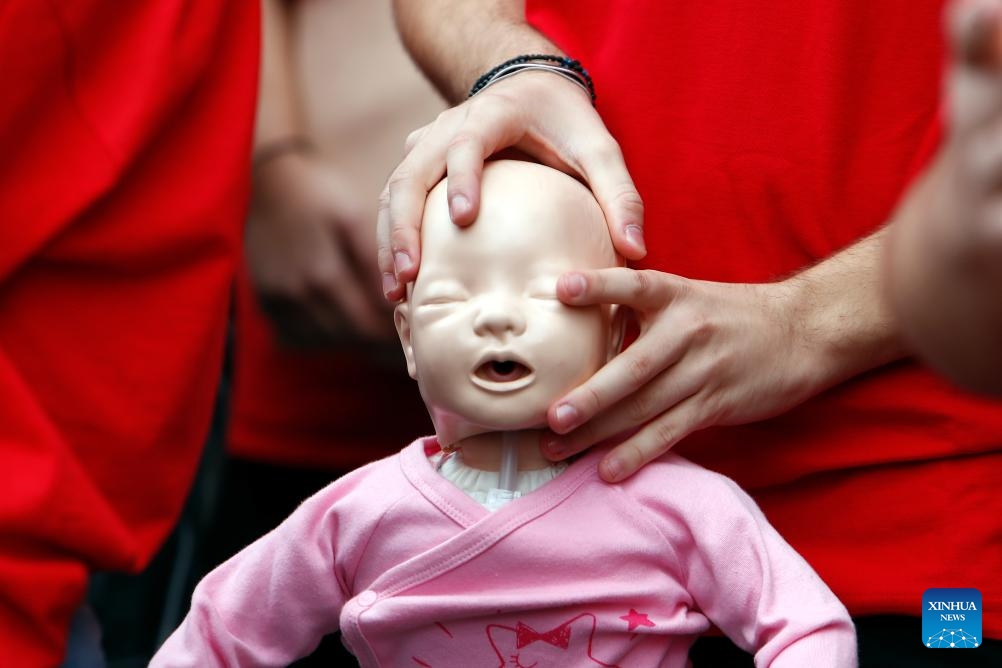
[{"x1": 151, "y1": 437, "x2": 856, "y2": 667}]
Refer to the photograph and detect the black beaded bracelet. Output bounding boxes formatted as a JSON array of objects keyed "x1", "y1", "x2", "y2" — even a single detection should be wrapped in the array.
[{"x1": 468, "y1": 54, "x2": 596, "y2": 104}]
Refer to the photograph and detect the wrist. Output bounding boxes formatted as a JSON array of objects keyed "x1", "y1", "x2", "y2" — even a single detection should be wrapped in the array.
[
  {"x1": 784, "y1": 257, "x2": 906, "y2": 386},
  {"x1": 468, "y1": 54, "x2": 595, "y2": 104}
]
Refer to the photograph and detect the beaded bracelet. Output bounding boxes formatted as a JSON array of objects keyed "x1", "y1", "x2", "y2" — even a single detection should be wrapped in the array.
[{"x1": 468, "y1": 54, "x2": 596, "y2": 104}]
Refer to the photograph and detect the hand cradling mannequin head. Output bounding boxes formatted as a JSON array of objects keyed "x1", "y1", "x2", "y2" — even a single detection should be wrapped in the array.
[{"x1": 394, "y1": 160, "x2": 622, "y2": 467}]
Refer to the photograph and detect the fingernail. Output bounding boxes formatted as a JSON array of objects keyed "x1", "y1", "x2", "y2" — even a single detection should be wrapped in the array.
[
  {"x1": 601, "y1": 457, "x2": 624, "y2": 482},
  {"x1": 563, "y1": 273, "x2": 587, "y2": 298},
  {"x1": 554, "y1": 403, "x2": 579, "y2": 431},
  {"x1": 625, "y1": 225, "x2": 646, "y2": 254},
  {"x1": 382, "y1": 272, "x2": 397, "y2": 297},
  {"x1": 393, "y1": 251, "x2": 413, "y2": 275},
  {"x1": 450, "y1": 194, "x2": 470, "y2": 219},
  {"x1": 540, "y1": 432, "x2": 567, "y2": 458}
]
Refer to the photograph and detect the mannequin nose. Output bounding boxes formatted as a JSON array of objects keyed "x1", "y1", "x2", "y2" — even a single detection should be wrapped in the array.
[{"x1": 473, "y1": 297, "x2": 527, "y2": 339}]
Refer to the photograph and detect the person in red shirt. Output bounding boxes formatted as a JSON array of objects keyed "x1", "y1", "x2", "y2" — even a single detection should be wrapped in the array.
[
  {"x1": 0, "y1": 1, "x2": 257, "y2": 665},
  {"x1": 227, "y1": 0, "x2": 436, "y2": 477},
  {"x1": 381, "y1": 0, "x2": 1002, "y2": 665},
  {"x1": 177, "y1": 1, "x2": 435, "y2": 664}
]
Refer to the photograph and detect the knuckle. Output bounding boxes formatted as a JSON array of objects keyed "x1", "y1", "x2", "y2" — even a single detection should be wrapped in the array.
[
  {"x1": 386, "y1": 168, "x2": 416, "y2": 196},
  {"x1": 621, "y1": 440, "x2": 649, "y2": 471},
  {"x1": 404, "y1": 129, "x2": 423, "y2": 151},
  {"x1": 624, "y1": 391, "x2": 652, "y2": 422},
  {"x1": 446, "y1": 132, "x2": 480, "y2": 155},
  {"x1": 579, "y1": 137, "x2": 621, "y2": 163},
  {"x1": 688, "y1": 312, "x2": 714, "y2": 344},
  {"x1": 389, "y1": 227, "x2": 413, "y2": 251},
  {"x1": 377, "y1": 188, "x2": 391, "y2": 212},
  {"x1": 626, "y1": 353, "x2": 654, "y2": 385},
  {"x1": 434, "y1": 108, "x2": 457, "y2": 126},
  {"x1": 614, "y1": 188, "x2": 645, "y2": 219},
  {"x1": 632, "y1": 270, "x2": 653, "y2": 299},
  {"x1": 699, "y1": 394, "x2": 727, "y2": 426},
  {"x1": 581, "y1": 385, "x2": 605, "y2": 415},
  {"x1": 649, "y1": 420, "x2": 679, "y2": 450}
]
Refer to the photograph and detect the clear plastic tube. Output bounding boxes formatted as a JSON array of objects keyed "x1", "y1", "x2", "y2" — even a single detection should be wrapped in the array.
[{"x1": 499, "y1": 432, "x2": 519, "y2": 492}]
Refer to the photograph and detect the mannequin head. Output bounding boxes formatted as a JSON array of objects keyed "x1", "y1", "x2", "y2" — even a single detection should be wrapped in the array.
[{"x1": 394, "y1": 160, "x2": 622, "y2": 453}]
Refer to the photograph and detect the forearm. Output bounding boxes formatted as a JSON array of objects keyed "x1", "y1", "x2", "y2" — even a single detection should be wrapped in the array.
[
  {"x1": 788, "y1": 227, "x2": 908, "y2": 387},
  {"x1": 392, "y1": 0, "x2": 559, "y2": 103},
  {"x1": 255, "y1": 0, "x2": 307, "y2": 150},
  {"x1": 887, "y1": 155, "x2": 1002, "y2": 394}
]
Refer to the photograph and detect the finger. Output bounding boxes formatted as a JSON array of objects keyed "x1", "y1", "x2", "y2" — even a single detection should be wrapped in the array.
[
  {"x1": 444, "y1": 95, "x2": 529, "y2": 226},
  {"x1": 384, "y1": 110, "x2": 469, "y2": 288},
  {"x1": 597, "y1": 393, "x2": 706, "y2": 482},
  {"x1": 547, "y1": 333, "x2": 685, "y2": 434},
  {"x1": 557, "y1": 268, "x2": 680, "y2": 310},
  {"x1": 444, "y1": 134, "x2": 483, "y2": 226},
  {"x1": 573, "y1": 135, "x2": 646, "y2": 259},
  {"x1": 376, "y1": 186, "x2": 403, "y2": 300},
  {"x1": 386, "y1": 160, "x2": 439, "y2": 287},
  {"x1": 542, "y1": 365, "x2": 702, "y2": 459},
  {"x1": 404, "y1": 123, "x2": 432, "y2": 156}
]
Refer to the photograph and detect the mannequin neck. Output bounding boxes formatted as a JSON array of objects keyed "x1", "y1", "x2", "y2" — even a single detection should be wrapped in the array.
[{"x1": 449, "y1": 429, "x2": 552, "y2": 471}]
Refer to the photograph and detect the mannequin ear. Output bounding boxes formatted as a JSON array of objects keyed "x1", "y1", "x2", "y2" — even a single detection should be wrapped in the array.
[
  {"x1": 394, "y1": 303, "x2": 418, "y2": 379},
  {"x1": 607, "y1": 304, "x2": 627, "y2": 361}
]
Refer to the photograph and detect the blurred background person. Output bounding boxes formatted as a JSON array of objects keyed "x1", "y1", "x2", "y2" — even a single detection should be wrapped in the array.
[
  {"x1": 88, "y1": 1, "x2": 441, "y2": 666},
  {"x1": 199, "y1": 1, "x2": 439, "y2": 661},
  {"x1": 0, "y1": 2, "x2": 258, "y2": 666}
]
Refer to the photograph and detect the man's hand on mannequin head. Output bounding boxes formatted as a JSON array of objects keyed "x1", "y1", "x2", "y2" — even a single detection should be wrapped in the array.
[{"x1": 377, "y1": 71, "x2": 647, "y2": 302}]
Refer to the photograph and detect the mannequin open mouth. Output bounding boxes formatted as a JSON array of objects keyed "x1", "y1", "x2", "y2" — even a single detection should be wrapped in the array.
[
  {"x1": 471, "y1": 356, "x2": 535, "y2": 392},
  {"x1": 477, "y1": 359, "x2": 531, "y2": 382}
]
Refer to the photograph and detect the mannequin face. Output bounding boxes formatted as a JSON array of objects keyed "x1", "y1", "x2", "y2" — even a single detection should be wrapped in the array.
[{"x1": 395, "y1": 161, "x2": 620, "y2": 447}]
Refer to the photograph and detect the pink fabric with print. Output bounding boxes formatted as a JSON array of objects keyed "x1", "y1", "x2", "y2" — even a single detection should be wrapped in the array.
[{"x1": 152, "y1": 438, "x2": 856, "y2": 667}]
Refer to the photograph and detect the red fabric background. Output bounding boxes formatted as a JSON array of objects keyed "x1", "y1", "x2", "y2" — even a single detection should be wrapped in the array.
[{"x1": 0, "y1": 1, "x2": 258, "y2": 663}]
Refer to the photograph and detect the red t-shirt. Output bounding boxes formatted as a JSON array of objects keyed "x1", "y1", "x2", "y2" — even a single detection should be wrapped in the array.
[
  {"x1": 0, "y1": 1, "x2": 258, "y2": 663},
  {"x1": 528, "y1": 0, "x2": 1002, "y2": 635}
]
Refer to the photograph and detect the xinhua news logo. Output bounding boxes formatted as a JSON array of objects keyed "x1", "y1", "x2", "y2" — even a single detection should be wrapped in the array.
[{"x1": 922, "y1": 588, "x2": 982, "y2": 649}]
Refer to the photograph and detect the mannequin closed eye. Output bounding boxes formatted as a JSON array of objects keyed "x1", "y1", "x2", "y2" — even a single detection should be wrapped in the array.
[
  {"x1": 418, "y1": 280, "x2": 470, "y2": 306},
  {"x1": 419, "y1": 292, "x2": 468, "y2": 306}
]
